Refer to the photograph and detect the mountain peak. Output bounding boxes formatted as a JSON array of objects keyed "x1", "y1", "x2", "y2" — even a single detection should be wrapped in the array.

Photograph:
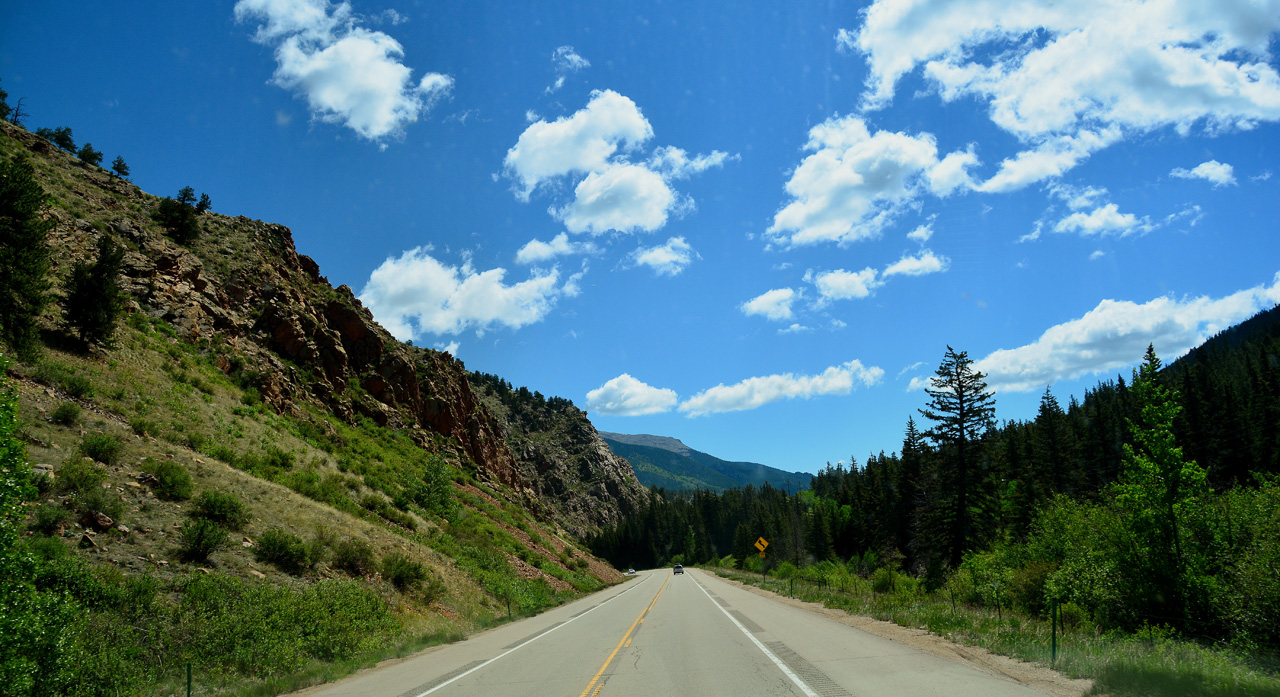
[{"x1": 598, "y1": 432, "x2": 693, "y2": 457}]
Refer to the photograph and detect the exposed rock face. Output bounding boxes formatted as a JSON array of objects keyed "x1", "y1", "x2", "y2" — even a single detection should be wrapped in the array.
[{"x1": 3, "y1": 119, "x2": 641, "y2": 534}]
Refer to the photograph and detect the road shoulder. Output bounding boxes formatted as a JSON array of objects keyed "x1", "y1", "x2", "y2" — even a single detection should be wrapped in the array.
[{"x1": 699, "y1": 570, "x2": 1093, "y2": 697}]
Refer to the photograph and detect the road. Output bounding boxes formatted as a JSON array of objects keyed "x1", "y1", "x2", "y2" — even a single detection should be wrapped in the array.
[{"x1": 296, "y1": 568, "x2": 1053, "y2": 697}]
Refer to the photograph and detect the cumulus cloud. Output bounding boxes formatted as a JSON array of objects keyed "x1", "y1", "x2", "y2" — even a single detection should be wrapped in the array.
[
  {"x1": 504, "y1": 90, "x2": 653, "y2": 199},
  {"x1": 630, "y1": 237, "x2": 698, "y2": 276},
  {"x1": 586, "y1": 374, "x2": 678, "y2": 416},
  {"x1": 907, "y1": 222, "x2": 934, "y2": 244},
  {"x1": 1053, "y1": 203, "x2": 1149, "y2": 236},
  {"x1": 883, "y1": 249, "x2": 951, "y2": 277},
  {"x1": 554, "y1": 163, "x2": 675, "y2": 234},
  {"x1": 235, "y1": 0, "x2": 452, "y2": 141},
  {"x1": 504, "y1": 90, "x2": 733, "y2": 237},
  {"x1": 768, "y1": 116, "x2": 971, "y2": 247},
  {"x1": 358, "y1": 247, "x2": 573, "y2": 339},
  {"x1": 1171, "y1": 160, "x2": 1237, "y2": 187},
  {"x1": 807, "y1": 267, "x2": 882, "y2": 304},
  {"x1": 969, "y1": 272, "x2": 1280, "y2": 392},
  {"x1": 546, "y1": 45, "x2": 590, "y2": 94},
  {"x1": 741, "y1": 288, "x2": 797, "y2": 321},
  {"x1": 514, "y1": 232, "x2": 595, "y2": 264},
  {"x1": 679, "y1": 360, "x2": 884, "y2": 416},
  {"x1": 847, "y1": 0, "x2": 1280, "y2": 188}
]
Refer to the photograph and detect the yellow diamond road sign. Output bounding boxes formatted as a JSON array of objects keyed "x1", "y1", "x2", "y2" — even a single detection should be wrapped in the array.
[{"x1": 754, "y1": 537, "x2": 769, "y2": 552}]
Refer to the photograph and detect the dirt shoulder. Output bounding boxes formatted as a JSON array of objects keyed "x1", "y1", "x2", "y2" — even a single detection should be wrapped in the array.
[{"x1": 706, "y1": 571, "x2": 1093, "y2": 697}]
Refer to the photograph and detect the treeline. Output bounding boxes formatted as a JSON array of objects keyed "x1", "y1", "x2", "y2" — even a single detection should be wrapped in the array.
[{"x1": 590, "y1": 313, "x2": 1280, "y2": 649}]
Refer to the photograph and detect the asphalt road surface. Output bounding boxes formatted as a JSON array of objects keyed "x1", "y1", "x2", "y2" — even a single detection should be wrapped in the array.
[{"x1": 296, "y1": 568, "x2": 1053, "y2": 697}]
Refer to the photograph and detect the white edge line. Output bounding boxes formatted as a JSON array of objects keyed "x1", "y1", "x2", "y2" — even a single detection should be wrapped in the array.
[
  {"x1": 413, "y1": 572, "x2": 654, "y2": 697},
  {"x1": 690, "y1": 570, "x2": 821, "y2": 697}
]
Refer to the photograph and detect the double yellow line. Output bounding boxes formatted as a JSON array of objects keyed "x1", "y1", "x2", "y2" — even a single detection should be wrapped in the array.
[{"x1": 576, "y1": 574, "x2": 670, "y2": 697}]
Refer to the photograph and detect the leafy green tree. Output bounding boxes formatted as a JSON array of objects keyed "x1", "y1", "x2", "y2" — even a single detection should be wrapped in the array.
[
  {"x1": 109, "y1": 155, "x2": 129, "y2": 179},
  {"x1": 0, "y1": 155, "x2": 53, "y2": 360},
  {"x1": 0, "y1": 362, "x2": 76, "y2": 694},
  {"x1": 918, "y1": 346, "x2": 997, "y2": 569},
  {"x1": 75, "y1": 142, "x2": 102, "y2": 168},
  {"x1": 1115, "y1": 344, "x2": 1209, "y2": 624},
  {"x1": 177, "y1": 186, "x2": 196, "y2": 206},
  {"x1": 196, "y1": 192, "x2": 211, "y2": 214},
  {"x1": 62, "y1": 235, "x2": 124, "y2": 345}
]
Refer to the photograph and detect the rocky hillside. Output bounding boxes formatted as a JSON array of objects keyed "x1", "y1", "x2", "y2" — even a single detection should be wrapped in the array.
[{"x1": 1, "y1": 119, "x2": 644, "y2": 536}]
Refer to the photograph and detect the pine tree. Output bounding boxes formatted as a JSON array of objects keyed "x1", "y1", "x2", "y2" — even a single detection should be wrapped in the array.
[
  {"x1": 63, "y1": 236, "x2": 125, "y2": 346},
  {"x1": 0, "y1": 156, "x2": 53, "y2": 360},
  {"x1": 918, "y1": 346, "x2": 997, "y2": 569},
  {"x1": 110, "y1": 156, "x2": 130, "y2": 179},
  {"x1": 76, "y1": 143, "x2": 103, "y2": 168}
]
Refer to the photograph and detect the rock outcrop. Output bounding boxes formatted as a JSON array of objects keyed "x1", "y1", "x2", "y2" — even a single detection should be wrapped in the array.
[{"x1": 3, "y1": 119, "x2": 642, "y2": 534}]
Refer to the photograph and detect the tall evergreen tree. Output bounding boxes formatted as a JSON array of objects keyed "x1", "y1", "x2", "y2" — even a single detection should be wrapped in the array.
[
  {"x1": 63, "y1": 235, "x2": 125, "y2": 346},
  {"x1": 0, "y1": 156, "x2": 53, "y2": 360},
  {"x1": 918, "y1": 346, "x2": 997, "y2": 569},
  {"x1": 110, "y1": 156, "x2": 129, "y2": 179}
]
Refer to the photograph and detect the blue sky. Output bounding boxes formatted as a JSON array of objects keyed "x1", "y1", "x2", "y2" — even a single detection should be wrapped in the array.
[{"x1": 5, "y1": 1, "x2": 1279, "y2": 473}]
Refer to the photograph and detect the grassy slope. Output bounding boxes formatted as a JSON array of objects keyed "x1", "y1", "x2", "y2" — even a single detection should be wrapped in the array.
[{"x1": 1, "y1": 126, "x2": 622, "y2": 696}]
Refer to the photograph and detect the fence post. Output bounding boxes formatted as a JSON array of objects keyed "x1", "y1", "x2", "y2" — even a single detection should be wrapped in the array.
[
  {"x1": 187, "y1": 663, "x2": 192, "y2": 697},
  {"x1": 790, "y1": 577, "x2": 794, "y2": 597},
  {"x1": 1051, "y1": 599, "x2": 1058, "y2": 665}
]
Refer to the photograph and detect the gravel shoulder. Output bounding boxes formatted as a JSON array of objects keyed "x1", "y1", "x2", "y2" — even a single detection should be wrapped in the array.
[{"x1": 709, "y1": 572, "x2": 1093, "y2": 697}]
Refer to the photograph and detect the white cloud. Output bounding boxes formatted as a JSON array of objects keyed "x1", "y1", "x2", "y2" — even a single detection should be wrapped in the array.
[
  {"x1": 1089, "y1": 250, "x2": 1106, "y2": 261},
  {"x1": 504, "y1": 90, "x2": 731, "y2": 237},
  {"x1": 849, "y1": 0, "x2": 1280, "y2": 188},
  {"x1": 907, "y1": 223, "x2": 934, "y2": 244},
  {"x1": 1170, "y1": 160, "x2": 1237, "y2": 187},
  {"x1": 740, "y1": 288, "x2": 797, "y2": 321},
  {"x1": 358, "y1": 247, "x2": 573, "y2": 339},
  {"x1": 806, "y1": 267, "x2": 882, "y2": 304},
  {"x1": 1053, "y1": 203, "x2": 1149, "y2": 236},
  {"x1": 1252, "y1": 169, "x2": 1273, "y2": 182},
  {"x1": 926, "y1": 147, "x2": 979, "y2": 196},
  {"x1": 768, "y1": 116, "x2": 968, "y2": 247},
  {"x1": 835, "y1": 28, "x2": 858, "y2": 54},
  {"x1": 235, "y1": 0, "x2": 452, "y2": 141},
  {"x1": 586, "y1": 374, "x2": 678, "y2": 416},
  {"x1": 554, "y1": 163, "x2": 675, "y2": 234},
  {"x1": 546, "y1": 45, "x2": 590, "y2": 94},
  {"x1": 630, "y1": 237, "x2": 698, "y2": 276},
  {"x1": 679, "y1": 360, "x2": 884, "y2": 416},
  {"x1": 780, "y1": 323, "x2": 812, "y2": 334},
  {"x1": 883, "y1": 249, "x2": 951, "y2": 277},
  {"x1": 434, "y1": 341, "x2": 459, "y2": 357},
  {"x1": 647, "y1": 146, "x2": 737, "y2": 179},
  {"x1": 504, "y1": 90, "x2": 653, "y2": 199},
  {"x1": 972, "y1": 272, "x2": 1280, "y2": 392},
  {"x1": 515, "y1": 232, "x2": 595, "y2": 264}
]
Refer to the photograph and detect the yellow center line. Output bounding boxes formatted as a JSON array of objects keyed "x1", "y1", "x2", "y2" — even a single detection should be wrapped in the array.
[{"x1": 576, "y1": 574, "x2": 670, "y2": 697}]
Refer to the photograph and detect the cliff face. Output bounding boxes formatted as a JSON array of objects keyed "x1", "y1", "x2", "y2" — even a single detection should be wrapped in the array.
[{"x1": 4, "y1": 120, "x2": 641, "y2": 534}]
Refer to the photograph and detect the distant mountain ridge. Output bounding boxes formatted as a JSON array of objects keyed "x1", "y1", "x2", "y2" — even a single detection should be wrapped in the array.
[{"x1": 600, "y1": 432, "x2": 812, "y2": 493}]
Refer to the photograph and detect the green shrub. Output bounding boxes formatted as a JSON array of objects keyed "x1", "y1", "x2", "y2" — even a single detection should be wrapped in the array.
[
  {"x1": 30, "y1": 503, "x2": 72, "y2": 534},
  {"x1": 381, "y1": 551, "x2": 427, "y2": 590},
  {"x1": 128, "y1": 416, "x2": 157, "y2": 437},
  {"x1": 56, "y1": 456, "x2": 108, "y2": 495},
  {"x1": 49, "y1": 402, "x2": 80, "y2": 426},
  {"x1": 207, "y1": 445, "x2": 236, "y2": 464},
  {"x1": 332, "y1": 538, "x2": 377, "y2": 577},
  {"x1": 179, "y1": 517, "x2": 227, "y2": 563},
  {"x1": 78, "y1": 432, "x2": 122, "y2": 465},
  {"x1": 141, "y1": 457, "x2": 192, "y2": 501},
  {"x1": 872, "y1": 567, "x2": 897, "y2": 593},
  {"x1": 255, "y1": 527, "x2": 313, "y2": 574},
  {"x1": 191, "y1": 490, "x2": 249, "y2": 530}
]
